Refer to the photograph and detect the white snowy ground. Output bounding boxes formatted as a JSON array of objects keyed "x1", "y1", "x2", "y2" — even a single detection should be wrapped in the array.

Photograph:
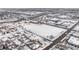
[
  {"x1": 73, "y1": 24, "x2": 79, "y2": 31},
  {"x1": 21, "y1": 23, "x2": 66, "y2": 41}
]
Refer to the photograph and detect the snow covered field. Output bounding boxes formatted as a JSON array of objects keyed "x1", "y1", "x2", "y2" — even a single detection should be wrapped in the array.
[
  {"x1": 22, "y1": 23, "x2": 66, "y2": 41},
  {"x1": 73, "y1": 24, "x2": 79, "y2": 31}
]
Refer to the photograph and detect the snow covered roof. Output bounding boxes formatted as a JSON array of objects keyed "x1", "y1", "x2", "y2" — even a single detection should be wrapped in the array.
[{"x1": 68, "y1": 36, "x2": 79, "y2": 46}]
